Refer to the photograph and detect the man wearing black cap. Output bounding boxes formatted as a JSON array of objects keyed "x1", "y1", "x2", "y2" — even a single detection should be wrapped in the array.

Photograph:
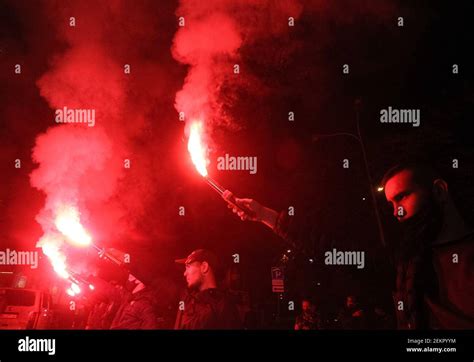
[{"x1": 174, "y1": 249, "x2": 242, "y2": 329}]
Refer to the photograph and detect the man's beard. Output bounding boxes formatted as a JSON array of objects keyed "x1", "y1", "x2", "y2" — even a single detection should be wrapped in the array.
[
  {"x1": 399, "y1": 195, "x2": 444, "y2": 259},
  {"x1": 187, "y1": 279, "x2": 203, "y2": 293}
]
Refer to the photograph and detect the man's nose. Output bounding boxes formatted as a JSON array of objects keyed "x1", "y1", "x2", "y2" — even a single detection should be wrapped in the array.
[
  {"x1": 392, "y1": 204, "x2": 404, "y2": 218},
  {"x1": 393, "y1": 208, "x2": 399, "y2": 218}
]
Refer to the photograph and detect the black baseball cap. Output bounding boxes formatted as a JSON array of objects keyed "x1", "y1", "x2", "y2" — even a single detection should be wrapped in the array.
[{"x1": 175, "y1": 249, "x2": 219, "y2": 269}]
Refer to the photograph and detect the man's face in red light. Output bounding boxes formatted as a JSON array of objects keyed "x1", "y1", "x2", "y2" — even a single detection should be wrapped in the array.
[
  {"x1": 384, "y1": 170, "x2": 430, "y2": 223},
  {"x1": 184, "y1": 261, "x2": 204, "y2": 290},
  {"x1": 302, "y1": 300, "x2": 311, "y2": 313},
  {"x1": 384, "y1": 168, "x2": 445, "y2": 257},
  {"x1": 346, "y1": 296, "x2": 356, "y2": 309}
]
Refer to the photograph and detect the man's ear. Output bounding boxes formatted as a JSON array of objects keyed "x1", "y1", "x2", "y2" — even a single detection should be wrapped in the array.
[
  {"x1": 432, "y1": 178, "x2": 449, "y2": 202},
  {"x1": 200, "y1": 261, "x2": 210, "y2": 274}
]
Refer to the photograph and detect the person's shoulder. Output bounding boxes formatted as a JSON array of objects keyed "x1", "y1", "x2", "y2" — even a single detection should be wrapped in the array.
[
  {"x1": 220, "y1": 289, "x2": 238, "y2": 304},
  {"x1": 196, "y1": 288, "x2": 223, "y2": 304},
  {"x1": 219, "y1": 290, "x2": 241, "y2": 311},
  {"x1": 434, "y1": 230, "x2": 474, "y2": 248},
  {"x1": 458, "y1": 230, "x2": 474, "y2": 243}
]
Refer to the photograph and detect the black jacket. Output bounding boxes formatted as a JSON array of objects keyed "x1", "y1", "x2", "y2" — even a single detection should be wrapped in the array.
[
  {"x1": 110, "y1": 288, "x2": 158, "y2": 329},
  {"x1": 394, "y1": 232, "x2": 474, "y2": 329},
  {"x1": 174, "y1": 288, "x2": 242, "y2": 329}
]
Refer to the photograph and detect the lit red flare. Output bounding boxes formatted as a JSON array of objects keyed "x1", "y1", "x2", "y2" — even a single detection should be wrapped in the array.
[
  {"x1": 54, "y1": 204, "x2": 92, "y2": 247},
  {"x1": 37, "y1": 203, "x2": 93, "y2": 297},
  {"x1": 66, "y1": 283, "x2": 81, "y2": 297},
  {"x1": 186, "y1": 120, "x2": 255, "y2": 218},
  {"x1": 187, "y1": 120, "x2": 209, "y2": 177},
  {"x1": 39, "y1": 234, "x2": 70, "y2": 279},
  {"x1": 186, "y1": 120, "x2": 222, "y2": 193}
]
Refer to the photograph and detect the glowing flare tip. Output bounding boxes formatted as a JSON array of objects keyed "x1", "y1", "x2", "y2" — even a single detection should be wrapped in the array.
[
  {"x1": 187, "y1": 121, "x2": 209, "y2": 177},
  {"x1": 54, "y1": 205, "x2": 92, "y2": 247}
]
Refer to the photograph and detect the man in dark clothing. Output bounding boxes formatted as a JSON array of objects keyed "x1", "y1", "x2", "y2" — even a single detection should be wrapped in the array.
[
  {"x1": 110, "y1": 274, "x2": 158, "y2": 329},
  {"x1": 336, "y1": 295, "x2": 367, "y2": 330},
  {"x1": 382, "y1": 163, "x2": 473, "y2": 329},
  {"x1": 174, "y1": 249, "x2": 241, "y2": 329},
  {"x1": 294, "y1": 298, "x2": 323, "y2": 330},
  {"x1": 223, "y1": 161, "x2": 474, "y2": 329}
]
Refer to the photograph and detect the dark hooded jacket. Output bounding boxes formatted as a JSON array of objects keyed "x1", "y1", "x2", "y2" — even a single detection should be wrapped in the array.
[{"x1": 174, "y1": 288, "x2": 241, "y2": 329}]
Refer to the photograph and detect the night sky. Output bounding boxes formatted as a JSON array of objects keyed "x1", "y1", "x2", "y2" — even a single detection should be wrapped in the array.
[{"x1": 1, "y1": 0, "x2": 473, "y2": 322}]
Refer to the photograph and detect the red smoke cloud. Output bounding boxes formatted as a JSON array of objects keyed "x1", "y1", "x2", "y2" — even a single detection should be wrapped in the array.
[
  {"x1": 30, "y1": 126, "x2": 118, "y2": 234},
  {"x1": 28, "y1": 0, "x2": 179, "y2": 270},
  {"x1": 172, "y1": 0, "x2": 304, "y2": 135},
  {"x1": 173, "y1": 12, "x2": 242, "y2": 127},
  {"x1": 172, "y1": 0, "x2": 396, "y2": 137}
]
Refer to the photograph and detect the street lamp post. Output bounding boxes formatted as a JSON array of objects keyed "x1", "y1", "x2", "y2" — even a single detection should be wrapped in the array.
[{"x1": 312, "y1": 105, "x2": 386, "y2": 247}]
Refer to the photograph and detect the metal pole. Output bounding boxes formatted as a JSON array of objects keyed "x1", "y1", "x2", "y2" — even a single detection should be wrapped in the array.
[
  {"x1": 311, "y1": 103, "x2": 386, "y2": 246},
  {"x1": 355, "y1": 102, "x2": 386, "y2": 247}
]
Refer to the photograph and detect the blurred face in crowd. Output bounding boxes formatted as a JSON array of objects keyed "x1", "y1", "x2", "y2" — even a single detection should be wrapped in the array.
[
  {"x1": 346, "y1": 296, "x2": 356, "y2": 309},
  {"x1": 302, "y1": 300, "x2": 312, "y2": 313}
]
